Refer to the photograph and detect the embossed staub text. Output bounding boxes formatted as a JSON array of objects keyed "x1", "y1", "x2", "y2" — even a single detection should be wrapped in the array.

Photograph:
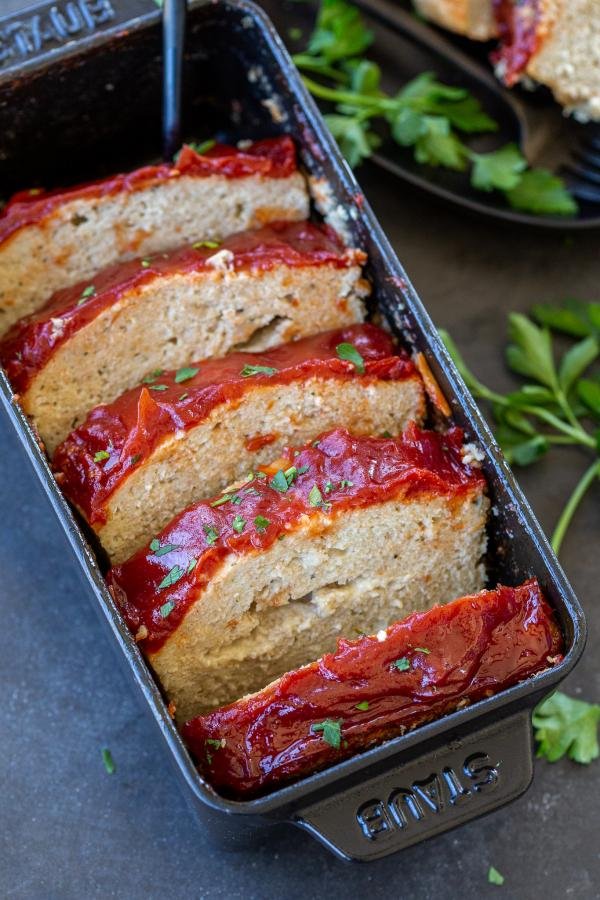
[
  {"x1": 356, "y1": 752, "x2": 500, "y2": 840},
  {"x1": 0, "y1": 1, "x2": 116, "y2": 70}
]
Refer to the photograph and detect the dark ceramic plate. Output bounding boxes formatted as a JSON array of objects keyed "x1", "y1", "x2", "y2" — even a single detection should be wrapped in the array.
[{"x1": 272, "y1": 0, "x2": 600, "y2": 230}]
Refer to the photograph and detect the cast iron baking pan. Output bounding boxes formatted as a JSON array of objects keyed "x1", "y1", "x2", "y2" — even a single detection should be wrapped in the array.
[{"x1": 0, "y1": 0, "x2": 586, "y2": 861}]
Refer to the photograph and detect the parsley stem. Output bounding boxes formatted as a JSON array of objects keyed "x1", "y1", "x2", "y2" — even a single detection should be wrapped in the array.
[
  {"x1": 519, "y1": 405, "x2": 597, "y2": 448},
  {"x1": 551, "y1": 459, "x2": 600, "y2": 554},
  {"x1": 293, "y1": 55, "x2": 349, "y2": 83},
  {"x1": 299, "y1": 74, "x2": 395, "y2": 111}
]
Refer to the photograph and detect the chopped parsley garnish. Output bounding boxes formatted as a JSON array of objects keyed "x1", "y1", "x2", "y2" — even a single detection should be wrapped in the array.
[
  {"x1": 77, "y1": 284, "x2": 96, "y2": 305},
  {"x1": 532, "y1": 691, "x2": 600, "y2": 764},
  {"x1": 205, "y1": 737, "x2": 224, "y2": 748},
  {"x1": 193, "y1": 239, "x2": 220, "y2": 249},
  {"x1": 232, "y1": 514, "x2": 246, "y2": 533},
  {"x1": 141, "y1": 258, "x2": 152, "y2": 268},
  {"x1": 149, "y1": 539, "x2": 180, "y2": 557},
  {"x1": 175, "y1": 366, "x2": 199, "y2": 383},
  {"x1": 355, "y1": 701, "x2": 369, "y2": 711},
  {"x1": 203, "y1": 524, "x2": 219, "y2": 545},
  {"x1": 130, "y1": 454, "x2": 141, "y2": 466},
  {"x1": 159, "y1": 599, "x2": 175, "y2": 617},
  {"x1": 101, "y1": 748, "x2": 116, "y2": 775},
  {"x1": 189, "y1": 138, "x2": 217, "y2": 155},
  {"x1": 324, "y1": 480, "x2": 334, "y2": 493},
  {"x1": 270, "y1": 469, "x2": 290, "y2": 492},
  {"x1": 93, "y1": 449, "x2": 110, "y2": 462},
  {"x1": 336, "y1": 342, "x2": 365, "y2": 374},
  {"x1": 178, "y1": 392, "x2": 189, "y2": 401},
  {"x1": 311, "y1": 718, "x2": 342, "y2": 749},
  {"x1": 380, "y1": 430, "x2": 392, "y2": 438},
  {"x1": 393, "y1": 657, "x2": 410, "y2": 671},
  {"x1": 149, "y1": 384, "x2": 168, "y2": 391},
  {"x1": 211, "y1": 493, "x2": 234, "y2": 507},
  {"x1": 254, "y1": 515, "x2": 270, "y2": 532},
  {"x1": 158, "y1": 565, "x2": 185, "y2": 590},
  {"x1": 240, "y1": 364, "x2": 279, "y2": 378},
  {"x1": 142, "y1": 369, "x2": 164, "y2": 384},
  {"x1": 339, "y1": 479, "x2": 353, "y2": 488},
  {"x1": 415, "y1": 647, "x2": 430, "y2": 654},
  {"x1": 308, "y1": 484, "x2": 324, "y2": 506},
  {"x1": 296, "y1": 465, "x2": 309, "y2": 475},
  {"x1": 488, "y1": 867, "x2": 504, "y2": 886},
  {"x1": 186, "y1": 558, "x2": 197, "y2": 575}
]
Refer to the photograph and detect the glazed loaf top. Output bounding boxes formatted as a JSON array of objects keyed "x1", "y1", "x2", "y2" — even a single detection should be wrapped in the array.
[
  {"x1": 53, "y1": 323, "x2": 418, "y2": 525},
  {"x1": 107, "y1": 425, "x2": 486, "y2": 654},
  {"x1": 0, "y1": 137, "x2": 299, "y2": 246},
  {"x1": 0, "y1": 220, "x2": 364, "y2": 395},
  {"x1": 182, "y1": 579, "x2": 563, "y2": 797}
]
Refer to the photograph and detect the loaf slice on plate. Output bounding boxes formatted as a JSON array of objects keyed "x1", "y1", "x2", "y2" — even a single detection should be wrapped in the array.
[
  {"x1": 54, "y1": 323, "x2": 426, "y2": 564},
  {"x1": 412, "y1": 0, "x2": 497, "y2": 40},
  {"x1": 182, "y1": 579, "x2": 562, "y2": 798},
  {"x1": 107, "y1": 425, "x2": 489, "y2": 723},
  {"x1": 0, "y1": 137, "x2": 309, "y2": 334},
  {"x1": 1, "y1": 221, "x2": 368, "y2": 453},
  {"x1": 494, "y1": 0, "x2": 600, "y2": 120}
]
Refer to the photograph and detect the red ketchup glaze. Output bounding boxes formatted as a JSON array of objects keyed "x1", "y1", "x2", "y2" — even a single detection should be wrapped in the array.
[
  {"x1": 53, "y1": 323, "x2": 414, "y2": 525},
  {"x1": 0, "y1": 136, "x2": 298, "y2": 245},
  {"x1": 107, "y1": 425, "x2": 485, "y2": 654},
  {"x1": 0, "y1": 220, "x2": 362, "y2": 395},
  {"x1": 492, "y1": 0, "x2": 542, "y2": 85},
  {"x1": 182, "y1": 579, "x2": 563, "y2": 798}
]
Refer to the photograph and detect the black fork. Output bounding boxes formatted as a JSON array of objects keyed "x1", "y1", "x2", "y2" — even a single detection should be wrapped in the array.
[{"x1": 562, "y1": 123, "x2": 600, "y2": 204}]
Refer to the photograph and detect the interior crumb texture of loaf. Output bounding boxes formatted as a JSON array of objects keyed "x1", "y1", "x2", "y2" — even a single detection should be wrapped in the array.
[
  {"x1": 412, "y1": 0, "x2": 497, "y2": 40},
  {"x1": 100, "y1": 376, "x2": 426, "y2": 563},
  {"x1": 150, "y1": 490, "x2": 489, "y2": 723},
  {"x1": 24, "y1": 264, "x2": 367, "y2": 454},
  {"x1": 526, "y1": 0, "x2": 600, "y2": 120},
  {"x1": 0, "y1": 172, "x2": 309, "y2": 335}
]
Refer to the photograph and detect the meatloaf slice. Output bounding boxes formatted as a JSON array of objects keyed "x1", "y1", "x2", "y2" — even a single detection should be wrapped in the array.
[
  {"x1": 107, "y1": 425, "x2": 489, "y2": 723},
  {"x1": 413, "y1": 0, "x2": 497, "y2": 39},
  {"x1": 1, "y1": 221, "x2": 368, "y2": 453},
  {"x1": 182, "y1": 579, "x2": 562, "y2": 798},
  {"x1": 54, "y1": 323, "x2": 426, "y2": 564},
  {"x1": 0, "y1": 137, "x2": 308, "y2": 334}
]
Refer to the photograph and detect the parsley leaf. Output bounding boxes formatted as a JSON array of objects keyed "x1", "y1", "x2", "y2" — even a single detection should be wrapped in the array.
[
  {"x1": 393, "y1": 657, "x2": 410, "y2": 671},
  {"x1": 149, "y1": 384, "x2": 168, "y2": 392},
  {"x1": 101, "y1": 748, "x2": 116, "y2": 775},
  {"x1": 159, "y1": 599, "x2": 175, "y2": 618},
  {"x1": 254, "y1": 515, "x2": 270, "y2": 532},
  {"x1": 470, "y1": 144, "x2": 527, "y2": 192},
  {"x1": 149, "y1": 539, "x2": 180, "y2": 557},
  {"x1": 193, "y1": 239, "x2": 220, "y2": 249},
  {"x1": 324, "y1": 114, "x2": 380, "y2": 168},
  {"x1": 308, "y1": 484, "x2": 324, "y2": 506},
  {"x1": 578, "y1": 379, "x2": 600, "y2": 419},
  {"x1": 506, "y1": 168, "x2": 578, "y2": 216},
  {"x1": 355, "y1": 700, "x2": 369, "y2": 711},
  {"x1": 306, "y1": 0, "x2": 373, "y2": 63},
  {"x1": 488, "y1": 867, "x2": 504, "y2": 886},
  {"x1": 158, "y1": 565, "x2": 185, "y2": 590},
  {"x1": 311, "y1": 718, "x2": 342, "y2": 749},
  {"x1": 232, "y1": 514, "x2": 246, "y2": 533},
  {"x1": 188, "y1": 138, "x2": 216, "y2": 155},
  {"x1": 336, "y1": 342, "x2": 365, "y2": 373},
  {"x1": 240, "y1": 364, "x2": 278, "y2": 378},
  {"x1": 533, "y1": 691, "x2": 600, "y2": 764},
  {"x1": 93, "y1": 450, "x2": 110, "y2": 462},
  {"x1": 270, "y1": 469, "x2": 290, "y2": 492},
  {"x1": 175, "y1": 366, "x2": 199, "y2": 383},
  {"x1": 203, "y1": 524, "x2": 219, "y2": 545}
]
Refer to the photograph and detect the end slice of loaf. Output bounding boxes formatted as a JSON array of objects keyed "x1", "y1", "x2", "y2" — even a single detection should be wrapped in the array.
[
  {"x1": 182, "y1": 579, "x2": 562, "y2": 798},
  {"x1": 107, "y1": 425, "x2": 489, "y2": 723},
  {"x1": 0, "y1": 137, "x2": 308, "y2": 334},
  {"x1": 1, "y1": 221, "x2": 368, "y2": 453},
  {"x1": 494, "y1": 0, "x2": 600, "y2": 120},
  {"x1": 413, "y1": 0, "x2": 497, "y2": 40},
  {"x1": 54, "y1": 323, "x2": 426, "y2": 564}
]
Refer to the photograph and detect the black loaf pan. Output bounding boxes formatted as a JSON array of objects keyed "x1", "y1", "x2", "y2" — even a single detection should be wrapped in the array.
[{"x1": 0, "y1": 0, "x2": 586, "y2": 862}]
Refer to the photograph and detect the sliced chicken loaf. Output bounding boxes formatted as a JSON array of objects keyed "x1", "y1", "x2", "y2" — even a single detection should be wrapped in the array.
[
  {"x1": 413, "y1": 0, "x2": 497, "y2": 39},
  {"x1": 183, "y1": 579, "x2": 562, "y2": 798},
  {"x1": 54, "y1": 324, "x2": 426, "y2": 564},
  {"x1": 107, "y1": 426, "x2": 489, "y2": 723},
  {"x1": 1, "y1": 221, "x2": 368, "y2": 454},
  {"x1": 494, "y1": 0, "x2": 600, "y2": 120},
  {"x1": 0, "y1": 137, "x2": 308, "y2": 334}
]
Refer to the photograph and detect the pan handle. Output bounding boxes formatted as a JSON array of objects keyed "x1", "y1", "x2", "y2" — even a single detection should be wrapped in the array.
[{"x1": 293, "y1": 710, "x2": 534, "y2": 861}]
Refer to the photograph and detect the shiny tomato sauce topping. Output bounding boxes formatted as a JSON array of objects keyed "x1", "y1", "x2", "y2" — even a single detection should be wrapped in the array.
[
  {"x1": 182, "y1": 579, "x2": 563, "y2": 798},
  {"x1": 0, "y1": 136, "x2": 299, "y2": 245},
  {"x1": 492, "y1": 0, "x2": 542, "y2": 85},
  {"x1": 54, "y1": 324, "x2": 415, "y2": 524},
  {"x1": 0, "y1": 220, "x2": 361, "y2": 395},
  {"x1": 107, "y1": 425, "x2": 485, "y2": 654}
]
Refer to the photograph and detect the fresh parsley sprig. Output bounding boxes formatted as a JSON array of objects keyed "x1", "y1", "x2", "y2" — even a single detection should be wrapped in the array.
[
  {"x1": 533, "y1": 691, "x2": 600, "y2": 764},
  {"x1": 440, "y1": 301, "x2": 600, "y2": 555},
  {"x1": 292, "y1": 0, "x2": 576, "y2": 216}
]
